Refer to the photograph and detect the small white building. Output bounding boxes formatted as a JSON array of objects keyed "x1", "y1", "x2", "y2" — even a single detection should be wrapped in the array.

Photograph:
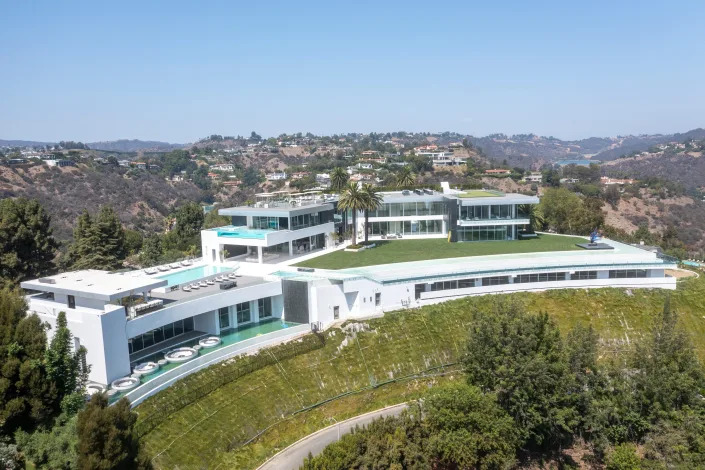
[{"x1": 266, "y1": 172, "x2": 288, "y2": 181}]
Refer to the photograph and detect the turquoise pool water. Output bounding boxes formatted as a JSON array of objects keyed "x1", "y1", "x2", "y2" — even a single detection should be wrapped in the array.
[
  {"x1": 157, "y1": 265, "x2": 232, "y2": 286},
  {"x1": 212, "y1": 226, "x2": 273, "y2": 239},
  {"x1": 683, "y1": 260, "x2": 701, "y2": 267}
]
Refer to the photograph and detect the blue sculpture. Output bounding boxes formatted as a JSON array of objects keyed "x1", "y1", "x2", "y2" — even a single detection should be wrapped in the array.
[{"x1": 590, "y1": 230, "x2": 599, "y2": 244}]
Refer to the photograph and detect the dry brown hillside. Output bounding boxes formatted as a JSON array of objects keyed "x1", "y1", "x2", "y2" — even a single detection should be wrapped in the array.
[{"x1": 0, "y1": 164, "x2": 204, "y2": 243}]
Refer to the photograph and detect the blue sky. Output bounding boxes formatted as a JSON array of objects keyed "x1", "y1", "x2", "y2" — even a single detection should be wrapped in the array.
[{"x1": 1, "y1": 0, "x2": 704, "y2": 143}]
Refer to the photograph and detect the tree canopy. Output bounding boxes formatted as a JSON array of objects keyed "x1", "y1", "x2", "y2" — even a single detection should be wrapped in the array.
[
  {"x1": 0, "y1": 198, "x2": 58, "y2": 287},
  {"x1": 66, "y1": 206, "x2": 127, "y2": 270}
]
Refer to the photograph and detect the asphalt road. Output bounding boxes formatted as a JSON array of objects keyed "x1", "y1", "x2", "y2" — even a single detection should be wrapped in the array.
[{"x1": 257, "y1": 403, "x2": 409, "y2": 470}]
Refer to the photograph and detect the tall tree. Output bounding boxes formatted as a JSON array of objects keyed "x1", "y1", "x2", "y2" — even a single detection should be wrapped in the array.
[
  {"x1": 0, "y1": 288, "x2": 57, "y2": 434},
  {"x1": 173, "y1": 202, "x2": 204, "y2": 241},
  {"x1": 68, "y1": 207, "x2": 127, "y2": 270},
  {"x1": 76, "y1": 395, "x2": 151, "y2": 470},
  {"x1": 139, "y1": 235, "x2": 163, "y2": 267},
  {"x1": 330, "y1": 167, "x2": 349, "y2": 192},
  {"x1": 361, "y1": 184, "x2": 383, "y2": 243},
  {"x1": 0, "y1": 198, "x2": 58, "y2": 287},
  {"x1": 337, "y1": 182, "x2": 367, "y2": 246},
  {"x1": 632, "y1": 297, "x2": 705, "y2": 416},
  {"x1": 463, "y1": 300, "x2": 577, "y2": 449},
  {"x1": 395, "y1": 166, "x2": 416, "y2": 188},
  {"x1": 424, "y1": 383, "x2": 519, "y2": 469},
  {"x1": 45, "y1": 311, "x2": 89, "y2": 414}
]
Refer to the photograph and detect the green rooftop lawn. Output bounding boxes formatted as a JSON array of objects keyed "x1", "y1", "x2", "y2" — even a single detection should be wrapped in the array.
[
  {"x1": 295, "y1": 234, "x2": 586, "y2": 270},
  {"x1": 457, "y1": 189, "x2": 504, "y2": 198}
]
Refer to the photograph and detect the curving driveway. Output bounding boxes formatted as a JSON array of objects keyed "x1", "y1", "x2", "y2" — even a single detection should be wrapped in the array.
[{"x1": 256, "y1": 403, "x2": 408, "y2": 470}]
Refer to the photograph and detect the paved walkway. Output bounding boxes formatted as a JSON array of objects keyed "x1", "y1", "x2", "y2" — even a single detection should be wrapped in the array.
[{"x1": 256, "y1": 403, "x2": 408, "y2": 470}]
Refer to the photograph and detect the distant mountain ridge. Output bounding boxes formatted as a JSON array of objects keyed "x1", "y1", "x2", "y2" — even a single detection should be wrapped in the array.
[
  {"x1": 0, "y1": 138, "x2": 185, "y2": 152},
  {"x1": 86, "y1": 139, "x2": 185, "y2": 152}
]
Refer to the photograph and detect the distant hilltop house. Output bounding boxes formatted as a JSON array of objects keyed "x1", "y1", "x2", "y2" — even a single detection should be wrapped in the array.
[
  {"x1": 484, "y1": 169, "x2": 512, "y2": 175},
  {"x1": 316, "y1": 173, "x2": 331, "y2": 185},
  {"x1": 522, "y1": 172, "x2": 543, "y2": 183},
  {"x1": 360, "y1": 156, "x2": 387, "y2": 165},
  {"x1": 560, "y1": 177, "x2": 580, "y2": 184},
  {"x1": 290, "y1": 172, "x2": 311, "y2": 180},
  {"x1": 210, "y1": 164, "x2": 234, "y2": 172},
  {"x1": 45, "y1": 159, "x2": 76, "y2": 168},
  {"x1": 430, "y1": 152, "x2": 466, "y2": 166},
  {"x1": 601, "y1": 176, "x2": 636, "y2": 186},
  {"x1": 360, "y1": 150, "x2": 379, "y2": 157},
  {"x1": 223, "y1": 179, "x2": 242, "y2": 187},
  {"x1": 414, "y1": 144, "x2": 438, "y2": 152},
  {"x1": 266, "y1": 172, "x2": 287, "y2": 181}
]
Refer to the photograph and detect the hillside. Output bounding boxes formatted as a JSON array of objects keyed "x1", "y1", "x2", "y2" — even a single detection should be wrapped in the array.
[
  {"x1": 604, "y1": 141, "x2": 705, "y2": 192},
  {"x1": 468, "y1": 128, "x2": 705, "y2": 168},
  {"x1": 0, "y1": 163, "x2": 204, "y2": 242},
  {"x1": 87, "y1": 139, "x2": 185, "y2": 152},
  {"x1": 138, "y1": 275, "x2": 705, "y2": 469}
]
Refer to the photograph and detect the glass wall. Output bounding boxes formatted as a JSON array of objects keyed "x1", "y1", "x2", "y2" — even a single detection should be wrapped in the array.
[
  {"x1": 370, "y1": 201, "x2": 446, "y2": 217},
  {"x1": 236, "y1": 301, "x2": 251, "y2": 324},
  {"x1": 609, "y1": 269, "x2": 647, "y2": 279},
  {"x1": 252, "y1": 216, "x2": 288, "y2": 230},
  {"x1": 571, "y1": 271, "x2": 598, "y2": 280},
  {"x1": 460, "y1": 204, "x2": 513, "y2": 220},
  {"x1": 218, "y1": 306, "x2": 230, "y2": 329},
  {"x1": 290, "y1": 210, "x2": 333, "y2": 231},
  {"x1": 514, "y1": 272, "x2": 566, "y2": 283},
  {"x1": 456, "y1": 225, "x2": 512, "y2": 241},
  {"x1": 128, "y1": 317, "x2": 195, "y2": 355},
  {"x1": 368, "y1": 219, "x2": 443, "y2": 236},
  {"x1": 258, "y1": 297, "x2": 272, "y2": 318}
]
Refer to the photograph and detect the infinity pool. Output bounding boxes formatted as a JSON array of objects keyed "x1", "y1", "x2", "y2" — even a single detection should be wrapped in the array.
[{"x1": 157, "y1": 265, "x2": 232, "y2": 286}]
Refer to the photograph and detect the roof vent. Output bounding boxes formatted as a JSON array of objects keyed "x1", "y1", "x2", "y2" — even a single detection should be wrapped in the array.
[
  {"x1": 38, "y1": 277, "x2": 56, "y2": 284},
  {"x1": 402, "y1": 190, "x2": 410, "y2": 196}
]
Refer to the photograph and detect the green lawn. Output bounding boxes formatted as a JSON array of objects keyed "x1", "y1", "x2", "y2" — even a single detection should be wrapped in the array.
[
  {"x1": 295, "y1": 234, "x2": 586, "y2": 270},
  {"x1": 139, "y1": 275, "x2": 705, "y2": 469},
  {"x1": 457, "y1": 189, "x2": 504, "y2": 198}
]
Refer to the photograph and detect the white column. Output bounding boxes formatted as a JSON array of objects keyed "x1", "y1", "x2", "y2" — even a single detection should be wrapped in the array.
[
  {"x1": 257, "y1": 246, "x2": 263, "y2": 263},
  {"x1": 289, "y1": 240, "x2": 294, "y2": 256}
]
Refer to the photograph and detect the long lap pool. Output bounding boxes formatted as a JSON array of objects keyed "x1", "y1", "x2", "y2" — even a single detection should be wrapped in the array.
[{"x1": 157, "y1": 265, "x2": 232, "y2": 286}]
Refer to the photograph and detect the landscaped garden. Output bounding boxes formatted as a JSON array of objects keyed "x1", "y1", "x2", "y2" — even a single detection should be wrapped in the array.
[
  {"x1": 295, "y1": 233, "x2": 586, "y2": 270},
  {"x1": 138, "y1": 274, "x2": 705, "y2": 469}
]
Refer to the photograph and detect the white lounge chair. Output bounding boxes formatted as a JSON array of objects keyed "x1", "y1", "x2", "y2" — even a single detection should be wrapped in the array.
[
  {"x1": 158, "y1": 265, "x2": 170, "y2": 272},
  {"x1": 190, "y1": 283, "x2": 200, "y2": 289},
  {"x1": 170, "y1": 263, "x2": 180, "y2": 269},
  {"x1": 228, "y1": 273, "x2": 237, "y2": 279},
  {"x1": 182, "y1": 286, "x2": 191, "y2": 292},
  {"x1": 199, "y1": 281, "x2": 208, "y2": 287},
  {"x1": 181, "y1": 260, "x2": 192, "y2": 266},
  {"x1": 206, "y1": 279, "x2": 215, "y2": 285}
]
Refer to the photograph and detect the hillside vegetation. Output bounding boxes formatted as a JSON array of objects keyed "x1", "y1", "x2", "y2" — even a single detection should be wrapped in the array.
[
  {"x1": 138, "y1": 275, "x2": 705, "y2": 469},
  {"x1": 0, "y1": 164, "x2": 203, "y2": 241}
]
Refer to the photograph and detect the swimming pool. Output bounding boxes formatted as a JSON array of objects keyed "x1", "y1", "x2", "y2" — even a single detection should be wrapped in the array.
[
  {"x1": 211, "y1": 226, "x2": 273, "y2": 239},
  {"x1": 157, "y1": 265, "x2": 232, "y2": 286}
]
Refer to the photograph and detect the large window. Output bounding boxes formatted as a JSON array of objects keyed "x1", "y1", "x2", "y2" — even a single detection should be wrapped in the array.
[
  {"x1": 609, "y1": 269, "x2": 647, "y2": 279},
  {"x1": 571, "y1": 271, "x2": 598, "y2": 280},
  {"x1": 370, "y1": 202, "x2": 446, "y2": 218},
  {"x1": 252, "y1": 216, "x2": 282, "y2": 230},
  {"x1": 291, "y1": 211, "x2": 330, "y2": 230},
  {"x1": 460, "y1": 205, "x2": 513, "y2": 220},
  {"x1": 368, "y1": 219, "x2": 442, "y2": 236},
  {"x1": 482, "y1": 276, "x2": 510, "y2": 286},
  {"x1": 258, "y1": 298, "x2": 272, "y2": 319},
  {"x1": 430, "y1": 278, "x2": 475, "y2": 291},
  {"x1": 457, "y1": 225, "x2": 512, "y2": 241},
  {"x1": 236, "y1": 301, "x2": 251, "y2": 324},
  {"x1": 128, "y1": 317, "x2": 194, "y2": 355},
  {"x1": 514, "y1": 272, "x2": 566, "y2": 283},
  {"x1": 68, "y1": 295, "x2": 75, "y2": 309},
  {"x1": 218, "y1": 306, "x2": 230, "y2": 329}
]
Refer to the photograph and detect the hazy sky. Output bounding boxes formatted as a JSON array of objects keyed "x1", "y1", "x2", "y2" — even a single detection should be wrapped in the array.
[{"x1": 2, "y1": 0, "x2": 704, "y2": 143}]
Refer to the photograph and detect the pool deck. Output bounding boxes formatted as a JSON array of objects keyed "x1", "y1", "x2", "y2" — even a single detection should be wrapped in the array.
[{"x1": 150, "y1": 274, "x2": 268, "y2": 303}]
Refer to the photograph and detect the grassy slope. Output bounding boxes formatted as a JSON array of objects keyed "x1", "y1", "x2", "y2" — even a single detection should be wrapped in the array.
[
  {"x1": 140, "y1": 275, "x2": 705, "y2": 469},
  {"x1": 295, "y1": 234, "x2": 585, "y2": 270}
]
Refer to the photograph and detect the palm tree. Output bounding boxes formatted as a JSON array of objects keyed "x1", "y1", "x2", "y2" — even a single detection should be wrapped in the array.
[
  {"x1": 518, "y1": 204, "x2": 545, "y2": 233},
  {"x1": 337, "y1": 182, "x2": 367, "y2": 246},
  {"x1": 361, "y1": 184, "x2": 383, "y2": 243},
  {"x1": 330, "y1": 167, "x2": 349, "y2": 192},
  {"x1": 395, "y1": 167, "x2": 416, "y2": 188}
]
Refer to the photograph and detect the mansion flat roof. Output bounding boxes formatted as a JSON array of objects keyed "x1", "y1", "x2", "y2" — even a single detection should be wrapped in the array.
[
  {"x1": 21, "y1": 270, "x2": 167, "y2": 301},
  {"x1": 332, "y1": 238, "x2": 675, "y2": 285}
]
